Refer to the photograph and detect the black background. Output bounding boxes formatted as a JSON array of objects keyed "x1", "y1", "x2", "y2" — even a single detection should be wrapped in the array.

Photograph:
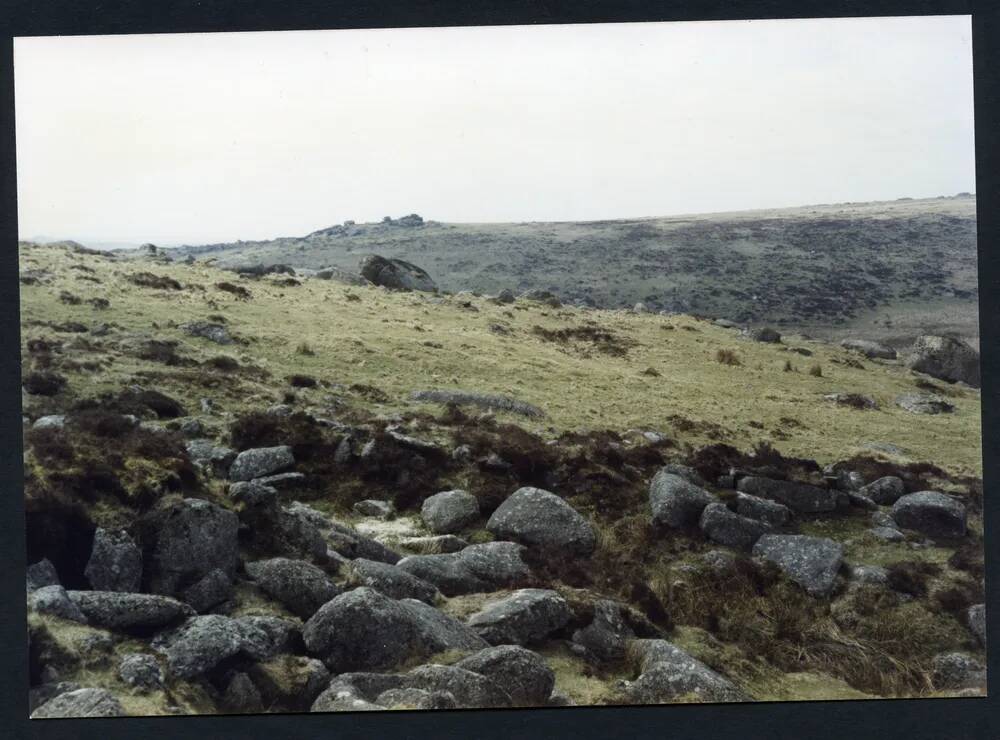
[{"x1": 0, "y1": 2, "x2": 996, "y2": 738}]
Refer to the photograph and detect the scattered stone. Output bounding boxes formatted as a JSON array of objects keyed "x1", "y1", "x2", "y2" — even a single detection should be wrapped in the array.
[
  {"x1": 870, "y1": 526, "x2": 906, "y2": 542},
  {"x1": 229, "y1": 445, "x2": 295, "y2": 482},
  {"x1": 351, "y1": 558, "x2": 441, "y2": 604},
  {"x1": 891, "y1": 491, "x2": 966, "y2": 539},
  {"x1": 625, "y1": 640, "x2": 746, "y2": 703},
  {"x1": 118, "y1": 653, "x2": 164, "y2": 691},
  {"x1": 699, "y1": 503, "x2": 770, "y2": 551},
  {"x1": 32, "y1": 415, "x2": 66, "y2": 430},
  {"x1": 752, "y1": 535, "x2": 844, "y2": 597},
  {"x1": 245, "y1": 557, "x2": 342, "y2": 619},
  {"x1": 456, "y1": 644, "x2": 555, "y2": 706},
  {"x1": 735, "y1": 493, "x2": 791, "y2": 526},
  {"x1": 895, "y1": 394, "x2": 955, "y2": 415},
  {"x1": 467, "y1": 588, "x2": 571, "y2": 646},
  {"x1": 649, "y1": 470, "x2": 717, "y2": 528},
  {"x1": 906, "y1": 335, "x2": 980, "y2": 387},
  {"x1": 376, "y1": 687, "x2": 457, "y2": 710},
  {"x1": 737, "y1": 476, "x2": 843, "y2": 513},
  {"x1": 31, "y1": 688, "x2": 126, "y2": 718},
  {"x1": 849, "y1": 564, "x2": 889, "y2": 587},
  {"x1": 421, "y1": 489, "x2": 480, "y2": 534},
  {"x1": 840, "y1": 339, "x2": 897, "y2": 360},
  {"x1": 236, "y1": 615, "x2": 302, "y2": 658},
  {"x1": 84, "y1": 528, "x2": 142, "y2": 593},
  {"x1": 824, "y1": 392, "x2": 878, "y2": 410},
  {"x1": 495, "y1": 288, "x2": 516, "y2": 304},
  {"x1": 68, "y1": 591, "x2": 194, "y2": 630},
  {"x1": 29, "y1": 585, "x2": 88, "y2": 623},
  {"x1": 658, "y1": 463, "x2": 708, "y2": 488},
  {"x1": 487, "y1": 487, "x2": 596, "y2": 555},
  {"x1": 353, "y1": 499, "x2": 395, "y2": 519},
  {"x1": 519, "y1": 289, "x2": 561, "y2": 307},
  {"x1": 28, "y1": 682, "x2": 82, "y2": 714},
  {"x1": 302, "y1": 587, "x2": 486, "y2": 672},
  {"x1": 860, "y1": 476, "x2": 906, "y2": 505}
]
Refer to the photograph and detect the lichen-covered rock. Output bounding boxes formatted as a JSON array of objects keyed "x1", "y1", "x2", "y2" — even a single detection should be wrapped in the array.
[
  {"x1": 931, "y1": 652, "x2": 986, "y2": 690},
  {"x1": 153, "y1": 614, "x2": 270, "y2": 679},
  {"x1": 906, "y1": 334, "x2": 980, "y2": 387},
  {"x1": 359, "y1": 254, "x2": 437, "y2": 292},
  {"x1": 405, "y1": 664, "x2": 512, "y2": 708},
  {"x1": 735, "y1": 492, "x2": 791, "y2": 526},
  {"x1": 751, "y1": 534, "x2": 844, "y2": 597},
  {"x1": 859, "y1": 476, "x2": 906, "y2": 505},
  {"x1": 229, "y1": 445, "x2": 295, "y2": 482},
  {"x1": 376, "y1": 687, "x2": 457, "y2": 710},
  {"x1": 185, "y1": 438, "x2": 237, "y2": 478},
  {"x1": 31, "y1": 688, "x2": 126, "y2": 718},
  {"x1": 891, "y1": 491, "x2": 967, "y2": 539},
  {"x1": 649, "y1": 470, "x2": 717, "y2": 528},
  {"x1": 421, "y1": 489, "x2": 480, "y2": 534},
  {"x1": 487, "y1": 487, "x2": 596, "y2": 555},
  {"x1": 245, "y1": 557, "x2": 342, "y2": 619},
  {"x1": 353, "y1": 499, "x2": 395, "y2": 519},
  {"x1": 396, "y1": 541, "x2": 531, "y2": 596},
  {"x1": 895, "y1": 393, "x2": 955, "y2": 414},
  {"x1": 456, "y1": 644, "x2": 555, "y2": 706},
  {"x1": 235, "y1": 615, "x2": 302, "y2": 658},
  {"x1": 302, "y1": 587, "x2": 485, "y2": 672},
  {"x1": 350, "y1": 558, "x2": 441, "y2": 604},
  {"x1": 699, "y1": 503, "x2": 770, "y2": 551},
  {"x1": 68, "y1": 591, "x2": 194, "y2": 630},
  {"x1": 737, "y1": 476, "x2": 844, "y2": 513},
  {"x1": 467, "y1": 589, "x2": 571, "y2": 646},
  {"x1": 85, "y1": 528, "x2": 143, "y2": 593},
  {"x1": 180, "y1": 568, "x2": 233, "y2": 613},
  {"x1": 29, "y1": 585, "x2": 88, "y2": 624},
  {"x1": 624, "y1": 640, "x2": 747, "y2": 704},
  {"x1": 118, "y1": 653, "x2": 164, "y2": 691},
  {"x1": 247, "y1": 655, "x2": 329, "y2": 711},
  {"x1": 143, "y1": 498, "x2": 240, "y2": 596},
  {"x1": 571, "y1": 600, "x2": 634, "y2": 664}
]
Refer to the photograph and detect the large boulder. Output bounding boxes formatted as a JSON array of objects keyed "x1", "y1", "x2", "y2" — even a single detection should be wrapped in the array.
[
  {"x1": 396, "y1": 541, "x2": 531, "y2": 596},
  {"x1": 359, "y1": 254, "x2": 437, "y2": 292},
  {"x1": 143, "y1": 498, "x2": 239, "y2": 596},
  {"x1": 30, "y1": 688, "x2": 126, "y2": 718},
  {"x1": 859, "y1": 476, "x2": 906, "y2": 505},
  {"x1": 699, "y1": 503, "x2": 770, "y2": 551},
  {"x1": 751, "y1": 535, "x2": 843, "y2": 597},
  {"x1": 895, "y1": 393, "x2": 955, "y2": 414},
  {"x1": 906, "y1": 335, "x2": 980, "y2": 387},
  {"x1": 841, "y1": 339, "x2": 897, "y2": 360},
  {"x1": 245, "y1": 558, "x2": 342, "y2": 619},
  {"x1": 890, "y1": 491, "x2": 967, "y2": 539},
  {"x1": 486, "y1": 487, "x2": 596, "y2": 556},
  {"x1": 229, "y1": 445, "x2": 295, "y2": 482},
  {"x1": 737, "y1": 476, "x2": 843, "y2": 513},
  {"x1": 302, "y1": 587, "x2": 485, "y2": 672},
  {"x1": 350, "y1": 558, "x2": 441, "y2": 604},
  {"x1": 153, "y1": 614, "x2": 271, "y2": 679},
  {"x1": 84, "y1": 528, "x2": 142, "y2": 593},
  {"x1": 624, "y1": 640, "x2": 746, "y2": 704},
  {"x1": 649, "y1": 470, "x2": 717, "y2": 528},
  {"x1": 467, "y1": 589, "x2": 571, "y2": 646},
  {"x1": 456, "y1": 645, "x2": 555, "y2": 706},
  {"x1": 67, "y1": 591, "x2": 194, "y2": 630},
  {"x1": 421, "y1": 489, "x2": 479, "y2": 534}
]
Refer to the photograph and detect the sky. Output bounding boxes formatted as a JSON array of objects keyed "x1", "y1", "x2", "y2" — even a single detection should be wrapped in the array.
[{"x1": 14, "y1": 15, "x2": 975, "y2": 246}]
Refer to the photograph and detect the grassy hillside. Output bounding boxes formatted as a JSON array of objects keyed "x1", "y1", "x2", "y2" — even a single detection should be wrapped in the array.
[
  {"x1": 20, "y1": 243, "x2": 981, "y2": 476},
  {"x1": 166, "y1": 195, "x2": 979, "y2": 347}
]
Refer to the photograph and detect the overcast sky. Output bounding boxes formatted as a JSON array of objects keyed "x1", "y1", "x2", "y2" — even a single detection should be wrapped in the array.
[{"x1": 15, "y1": 15, "x2": 975, "y2": 245}]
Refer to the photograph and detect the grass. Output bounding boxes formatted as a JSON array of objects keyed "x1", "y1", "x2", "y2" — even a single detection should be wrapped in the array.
[{"x1": 18, "y1": 244, "x2": 983, "y2": 477}]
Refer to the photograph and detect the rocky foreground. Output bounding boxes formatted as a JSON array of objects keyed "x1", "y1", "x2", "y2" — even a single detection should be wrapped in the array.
[{"x1": 20, "y1": 243, "x2": 986, "y2": 717}]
